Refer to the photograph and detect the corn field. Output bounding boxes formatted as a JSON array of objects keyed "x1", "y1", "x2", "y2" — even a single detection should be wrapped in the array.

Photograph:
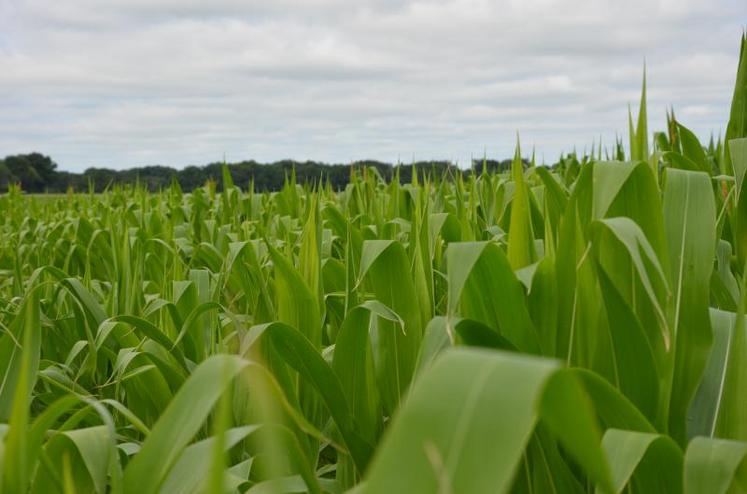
[{"x1": 1, "y1": 35, "x2": 746, "y2": 494}]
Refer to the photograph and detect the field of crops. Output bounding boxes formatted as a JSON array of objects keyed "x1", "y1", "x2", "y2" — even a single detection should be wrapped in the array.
[{"x1": 1, "y1": 37, "x2": 746, "y2": 494}]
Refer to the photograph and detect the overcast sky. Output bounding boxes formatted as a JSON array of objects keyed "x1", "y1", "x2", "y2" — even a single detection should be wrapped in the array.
[{"x1": 1, "y1": 0, "x2": 744, "y2": 171}]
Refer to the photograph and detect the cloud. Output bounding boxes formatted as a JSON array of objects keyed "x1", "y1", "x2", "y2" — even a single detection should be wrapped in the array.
[{"x1": 0, "y1": 0, "x2": 744, "y2": 170}]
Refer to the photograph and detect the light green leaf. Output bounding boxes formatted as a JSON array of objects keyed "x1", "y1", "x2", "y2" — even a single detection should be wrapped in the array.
[
  {"x1": 363, "y1": 348, "x2": 612, "y2": 493},
  {"x1": 122, "y1": 355, "x2": 249, "y2": 493},
  {"x1": 684, "y1": 437, "x2": 747, "y2": 494}
]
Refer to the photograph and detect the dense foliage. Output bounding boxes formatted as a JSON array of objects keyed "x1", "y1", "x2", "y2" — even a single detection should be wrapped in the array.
[
  {"x1": 0, "y1": 155, "x2": 472, "y2": 193},
  {"x1": 0, "y1": 34, "x2": 746, "y2": 494}
]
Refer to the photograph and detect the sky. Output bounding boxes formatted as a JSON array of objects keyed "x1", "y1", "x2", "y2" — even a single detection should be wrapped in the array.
[{"x1": 0, "y1": 0, "x2": 744, "y2": 172}]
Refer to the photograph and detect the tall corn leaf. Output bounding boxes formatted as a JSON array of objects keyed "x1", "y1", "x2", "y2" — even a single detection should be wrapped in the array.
[
  {"x1": 724, "y1": 33, "x2": 747, "y2": 169},
  {"x1": 684, "y1": 437, "x2": 747, "y2": 494},
  {"x1": 598, "y1": 429, "x2": 682, "y2": 493},
  {"x1": 507, "y1": 141, "x2": 537, "y2": 269},
  {"x1": 1, "y1": 288, "x2": 41, "y2": 493},
  {"x1": 243, "y1": 321, "x2": 374, "y2": 473},
  {"x1": 359, "y1": 240, "x2": 423, "y2": 414},
  {"x1": 362, "y1": 348, "x2": 613, "y2": 493},
  {"x1": 689, "y1": 309, "x2": 739, "y2": 438},
  {"x1": 663, "y1": 169, "x2": 716, "y2": 444},
  {"x1": 447, "y1": 242, "x2": 540, "y2": 353},
  {"x1": 122, "y1": 355, "x2": 249, "y2": 493}
]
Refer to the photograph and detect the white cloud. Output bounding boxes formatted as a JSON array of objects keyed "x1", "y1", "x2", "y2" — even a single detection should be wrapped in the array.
[{"x1": 0, "y1": 0, "x2": 744, "y2": 170}]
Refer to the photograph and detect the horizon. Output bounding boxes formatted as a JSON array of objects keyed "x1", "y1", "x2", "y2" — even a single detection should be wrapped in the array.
[
  {"x1": 1, "y1": 0, "x2": 745, "y2": 172},
  {"x1": 18, "y1": 153, "x2": 552, "y2": 173}
]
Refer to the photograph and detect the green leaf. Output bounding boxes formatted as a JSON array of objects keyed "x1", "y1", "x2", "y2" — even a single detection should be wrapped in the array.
[
  {"x1": 244, "y1": 321, "x2": 374, "y2": 474},
  {"x1": 34, "y1": 426, "x2": 111, "y2": 494},
  {"x1": 122, "y1": 355, "x2": 249, "y2": 493},
  {"x1": 362, "y1": 348, "x2": 612, "y2": 493},
  {"x1": 598, "y1": 429, "x2": 682, "y2": 494},
  {"x1": 160, "y1": 426, "x2": 260, "y2": 494},
  {"x1": 591, "y1": 217, "x2": 670, "y2": 350},
  {"x1": 676, "y1": 122, "x2": 709, "y2": 172},
  {"x1": 571, "y1": 369, "x2": 655, "y2": 433},
  {"x1": 689, "y1": 309, "x2": 737, "y2": 438},
  {"x1": 1, "y1": 288, "x2": 41, "y2": 493},
  {"x1": 267, "y1": 240, "x2": 322, "y2": 348},
  {"x1": 331, "y1": 306, "x2": 382, "y2": 488},
  {"x1": 446, "y1": 242, "x2": 540, "y2": 353},
  {"x1": 592, "y1": 161, "x2": 637, "y2": 220},
  {"x1": 714, "y1": 307, "x2": 747, "y2": 441},
  {"x1": 332, "y1": 306, "x2": 382, "y2": 445},
  {"x1": 507, "y1": 140, "x2": 537, "y2": 269},
  {"x1": 724, "y1": 33, "x2": 747, "y2": 169},
  {"x1": 684, "y1": 437, "x2": 747, "y2": 494},
  {"x1": 730, "y1": 137, "x2": 747, "y2": 195},
  {"x1": 594, "y1": 267, "x2": 659, "y2": 423},
  {"x1": 358, "y1": 240, "x2": 423, "y2": 413},
  {"x1": 663, "y1": 169, "x2": 717, "y2": 444}
]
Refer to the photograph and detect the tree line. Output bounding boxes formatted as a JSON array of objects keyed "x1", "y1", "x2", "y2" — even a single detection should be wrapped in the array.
[{"x1": 0, "y1": 153, "x2": 519, "y2": 193}]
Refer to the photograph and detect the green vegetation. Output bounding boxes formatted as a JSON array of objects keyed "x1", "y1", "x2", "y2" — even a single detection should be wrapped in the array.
[
  {"x1": 1, "y1": 34, "x2": 746, "y2": 494},
  {"x1": 0, "y1": 154, "x2": 527, "y2": 194},
  {"x1": 0, "y1": 155, "x2": 465, "y2": 193}
]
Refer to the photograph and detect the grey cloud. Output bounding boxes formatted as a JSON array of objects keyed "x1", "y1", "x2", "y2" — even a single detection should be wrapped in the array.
[{"x1": 0, "y1": 0, "x2": 745, "y2": 170}]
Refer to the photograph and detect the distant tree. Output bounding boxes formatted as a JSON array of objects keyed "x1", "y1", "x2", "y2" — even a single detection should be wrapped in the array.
[
  {"x1": 471, "y1": 158, "x2": 516, "y2": 173},
  {"x1": 1, "y1": 153, "x2": 59, "y2": 192},
  {"x1": 178, "y1": 165, "x2": 208, "y2": 191},
  {"x1": 0, "y1": 160, "x2": 17, "y2": 189},
  {"x1": 0, "y1": 153, "x2": 530, "y2": 193},
  {"x1": 83, "y1": 167, "x2": 118, "y2": 192},
  {"x1": 5, "y1": 156, "x2": 39, "y2": 191},
  {"x1": 26, "y1": 153, "x2": 58, "y2": 184}
]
